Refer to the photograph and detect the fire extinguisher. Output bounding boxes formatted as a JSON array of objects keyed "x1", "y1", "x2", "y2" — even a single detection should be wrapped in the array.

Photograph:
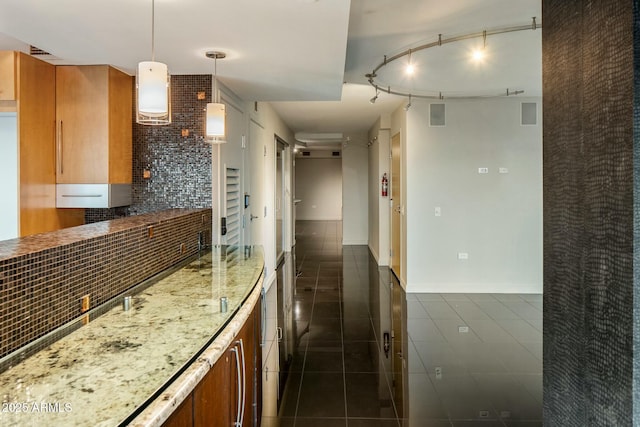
[{"x1": 381, "y1": 173, "x2": 388, "y2": 197}]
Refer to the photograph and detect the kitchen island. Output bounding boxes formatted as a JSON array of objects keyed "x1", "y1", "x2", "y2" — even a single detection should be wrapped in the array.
[{"x1": 0, "y1": 245, "x2": 264, "y2": 427}]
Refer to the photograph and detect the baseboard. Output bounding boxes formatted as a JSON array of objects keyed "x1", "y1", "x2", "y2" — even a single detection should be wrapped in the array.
[
  {"x1": 405, "y1": 281, "x2": 543, "y2": 294},
  {"x1": 368, "y1": 245, "x2": 380, "y2": 264},
  {"x1": 342, "y1": 239, "x2": 368, "y2": 245}
]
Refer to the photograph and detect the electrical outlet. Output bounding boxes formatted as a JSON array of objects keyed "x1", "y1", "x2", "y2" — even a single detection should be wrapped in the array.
[
  {"x1": 147, "y1": 225, "x2": 154, "y2": 238},
  {"x1": 435, "y1": 367, "x2": 443, "y2": 379},
  {"x1": 479, "y1": 410, "x2": 490, "y2": 418},
  {"x1": 434, "y1": 206, "x2": 441, "y2": 217},
  {"x1": 499, "y1": 167, "x2": 509, "y2": 174},
  {"x1": 458, "y1": 252, "x2": 469, "y2": 260},
  {"x1": 478, "y1": 167, "x2": 489, "y2": 174},
  {"x1": 500, "y1": 411, "x2": 512, "y2": 419},
  {"x1": 179, "y1": 243, "x2": 186, "y2": 254},
  {"x1": 458, "y1": 326, "x2": 469, "y2": 333}
]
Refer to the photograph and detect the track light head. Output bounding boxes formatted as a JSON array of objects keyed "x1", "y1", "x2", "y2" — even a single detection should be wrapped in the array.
[{"x1": 370, "y1": 95, "x2": 378, "y2": 104}]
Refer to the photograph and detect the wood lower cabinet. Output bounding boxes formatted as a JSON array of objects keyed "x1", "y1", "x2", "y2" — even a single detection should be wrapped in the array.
[
  {"x1": 194, "y1": 352, "x2": 230, "y2": 427},
  {"x1": 164, "y1": 395, "x2": 193, "y2": 427},
  {"x1": 163, "y1": 299, "x2": 262, "y2": 427}
]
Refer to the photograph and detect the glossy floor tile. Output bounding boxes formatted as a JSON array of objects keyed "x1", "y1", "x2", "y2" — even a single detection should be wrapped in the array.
[{"x1": 266, "y1": 220, "x2": 542, "y2": 427}]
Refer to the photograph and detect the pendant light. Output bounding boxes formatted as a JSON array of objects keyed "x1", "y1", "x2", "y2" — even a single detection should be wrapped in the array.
[
  {"x1": 206, "y1": 51, "x2": 226, "y2": 143},
  {"x1": 136, "y1": 0, "x2": 171, "y2": 125}
]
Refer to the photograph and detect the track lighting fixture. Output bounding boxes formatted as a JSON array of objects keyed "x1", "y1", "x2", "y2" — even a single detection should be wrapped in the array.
[
  {"x1": 365, "y1": 17, "x2": 540, "y2": 100},
  {"x1": 404, "y1": 95, "x2": 412, "y2": 111},
  {"x1": 370, "y1": 89, "x2": 379, "y2": 104}
]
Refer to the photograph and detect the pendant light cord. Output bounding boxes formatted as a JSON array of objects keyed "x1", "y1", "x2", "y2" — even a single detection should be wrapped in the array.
[
  {"x1": 214, "y1": 56, "x2": 218, "y2": 103},
  {"x1": 151, "y1": 0, "x2": 155, "y2": 61}
]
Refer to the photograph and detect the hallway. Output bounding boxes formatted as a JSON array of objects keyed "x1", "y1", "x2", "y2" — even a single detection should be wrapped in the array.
[{"x1": 266, "y1": 220, "x2": 542, "y2": 427}]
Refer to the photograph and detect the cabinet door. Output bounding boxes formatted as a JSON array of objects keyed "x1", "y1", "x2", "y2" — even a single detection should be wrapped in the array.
[
  {"x1": 56, "y1": 65, "x2": 109, "y2": 183},
  {"x1": 237, "y1": 308, "x2": 257, "y2": 427},
  {"x1": 0, "y1": 51, "x2": 16, "y2": 101},
  {"x1": 194, "y1": 352, "x2": 231, "y2": 427},
  {"x1": 107, "y1": 66, "x2": 132, "y2": 184},
  {"x1": 162, "y1": 394, "x2": 193, "y2": 427}
]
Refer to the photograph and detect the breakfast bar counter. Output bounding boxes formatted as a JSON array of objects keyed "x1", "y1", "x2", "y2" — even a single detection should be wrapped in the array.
[{"x1": 0, "y1": 245, "x2": 264, "y2": 427}]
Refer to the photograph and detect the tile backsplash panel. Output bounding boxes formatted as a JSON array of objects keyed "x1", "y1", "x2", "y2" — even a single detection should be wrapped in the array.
[
  {"x1": 86, "y1": 75, "x2": 213, "y2": 223},
  {"x1": 0, "y1": 208, "x2": 211, "y2": 359}
]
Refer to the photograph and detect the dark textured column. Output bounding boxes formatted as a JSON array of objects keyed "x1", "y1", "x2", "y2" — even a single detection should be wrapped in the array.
[
  {"x1": 634, "y1": 0, "x2": 640, "y2": 423},
  {"x1": 543, "y1": 0, "x2": 635, "y2": 425}
]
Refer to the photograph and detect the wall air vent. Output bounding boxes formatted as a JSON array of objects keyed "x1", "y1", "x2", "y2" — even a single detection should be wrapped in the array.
[
  {"x1": 332, "y1": 151, "x2": 340, "y2": 157},
  {"x1": 521, "y1": 102, "x2": 537, "y2": 125},
  {"x1": 302, "y1": 151, "x2": 311, "y2": 157},
  {"x1": 430, "y1": 104, "x2": 446, "y2": 127}
]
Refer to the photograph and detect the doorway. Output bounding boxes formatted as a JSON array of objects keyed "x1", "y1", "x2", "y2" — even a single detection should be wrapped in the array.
[
  {"x1": 248, "y1": 120, "x2": 265, "y2": 246},
  {"x1": 390, "y1": 132, "x2": 402, "y2": 279}
]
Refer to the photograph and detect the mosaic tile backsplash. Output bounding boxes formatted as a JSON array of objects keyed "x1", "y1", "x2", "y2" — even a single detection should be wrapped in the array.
[
  {"x1": 86, "y1": 75, "x2": 213, "y2": 223},
  {"x1": 0, "y1": 208, "x2": 212, "y2": 359}
]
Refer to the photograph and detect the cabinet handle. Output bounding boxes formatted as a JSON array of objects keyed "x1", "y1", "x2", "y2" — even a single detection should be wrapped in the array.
[
  {"x1": 231, "y1": 347, "x2": 242, "y2": 427},
  {"x1": 238, "y1": 339, "x2": 246, "y2": 427},
  {"x1": 261, "y1": 288, "x2": 267, "y2": 347},
  {"x1": 277, "y1": 326, "x2": 283, "y2": 341},
  {"x1": 57, "y1": 120, "x2": 64, "y2": 175}
]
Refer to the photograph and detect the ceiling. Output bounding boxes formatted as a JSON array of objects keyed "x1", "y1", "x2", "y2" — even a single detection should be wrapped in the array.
[{"x1": 0, "y1": 0, "x2": 541, "y2": 146}]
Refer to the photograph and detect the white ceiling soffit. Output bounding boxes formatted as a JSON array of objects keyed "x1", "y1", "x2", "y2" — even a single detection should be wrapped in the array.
[
  {"x1": 0, "y1": 0, "x2": 351, "y2": 102},
  {"x1": 271, "y1": 83, "x2": 403, "y2": 134}
]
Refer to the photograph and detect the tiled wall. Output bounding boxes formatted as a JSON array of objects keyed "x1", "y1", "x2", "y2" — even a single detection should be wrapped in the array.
[
  {"x1": 86, "y1": 75, "x2": 213, "y2": 223},
  {"x1": 543, "y1": 0, "x2": 636, "y2": 424},
  {"x1": 0, "y1": 209, "x2": 211, "y2": 359}
]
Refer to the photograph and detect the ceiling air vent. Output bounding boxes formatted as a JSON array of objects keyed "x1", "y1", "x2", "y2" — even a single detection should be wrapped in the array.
[
  {"x1": 302, "y1": 151, "x2": 311, "y2": 157},
  {"x1": 29, "y1": 45, "x2": 51, "y2": 56}
]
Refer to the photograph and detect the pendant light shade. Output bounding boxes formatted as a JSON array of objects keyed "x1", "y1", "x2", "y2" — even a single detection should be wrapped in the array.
[
  {"x1": 206, "y1": 102, "x2": 225, "y2": 137},
  {"x1": 137, "y1": 61, "x2": 171, "y2": 124},
  {"x1": 136, "y1": 0, "x2": 171, "y2": 125},
  {"x1": 206, "y1": 51, "x2": 226, "y2": 143}
]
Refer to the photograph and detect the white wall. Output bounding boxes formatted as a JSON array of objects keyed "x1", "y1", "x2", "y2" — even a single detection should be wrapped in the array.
[
  {"x1": 368, "y1": 116, "x2": 391, "y2": 265},
  {"x1": 246, "y1": 101, "x2": 294, "y2": 284},
  {"x1": 405, "y1": 97, "x2": 542, "y2": 293},
  {"x1": 294, "y1": 157, "x2": 342, "y2": 220},
  {"x1": 0, "y1": 113, "x2": 18, "y2": 240},
  {"x1": 342, "y1": 132, "x2": 369, "y2": 245}
]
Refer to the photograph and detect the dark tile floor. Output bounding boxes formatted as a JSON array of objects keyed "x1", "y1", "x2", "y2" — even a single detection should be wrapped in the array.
[{"x1": 264, "y1": 220, "x2": 542, "y2": 427}]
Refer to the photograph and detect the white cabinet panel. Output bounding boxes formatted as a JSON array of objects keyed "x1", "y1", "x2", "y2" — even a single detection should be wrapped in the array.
[{"x1": 0, "y1": 113, "x2": 18, "y2": 240}]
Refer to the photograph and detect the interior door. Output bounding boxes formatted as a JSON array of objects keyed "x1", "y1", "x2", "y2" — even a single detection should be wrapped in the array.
[
  {"x1": 275, "y1": 139, "x2": 286, "y2": 261},
  {"x1": 249, "y1": 120, "x2": 264, "y2": 245},
  {"x1": 391, "y1": 274, "x2": 407, "y2": 419},
  {"x1": 390, "y1": 132, "x2": 402, "y2": 278}
]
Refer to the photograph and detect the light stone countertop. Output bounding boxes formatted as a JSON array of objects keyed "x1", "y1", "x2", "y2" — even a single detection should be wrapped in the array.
[{"x1": 0, "y1": 245, "x2": 264, "y2": 427}]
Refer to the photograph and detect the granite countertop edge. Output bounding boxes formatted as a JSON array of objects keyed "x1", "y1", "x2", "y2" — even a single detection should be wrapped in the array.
[{"x1": 129, "y1": 272, "x2": 264, "y2": 427}]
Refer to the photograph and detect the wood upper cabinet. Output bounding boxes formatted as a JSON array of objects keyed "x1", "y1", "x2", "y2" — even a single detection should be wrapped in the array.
[
  {"x1": 0, "y1": 51, "x2": 85, "y2": 237},
  {"x1": 55, "y1": 65, "x2": 132, "y2": 184},
  {"x1": 0, "y1": 51, "x2": 16, "y2": 101}
]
